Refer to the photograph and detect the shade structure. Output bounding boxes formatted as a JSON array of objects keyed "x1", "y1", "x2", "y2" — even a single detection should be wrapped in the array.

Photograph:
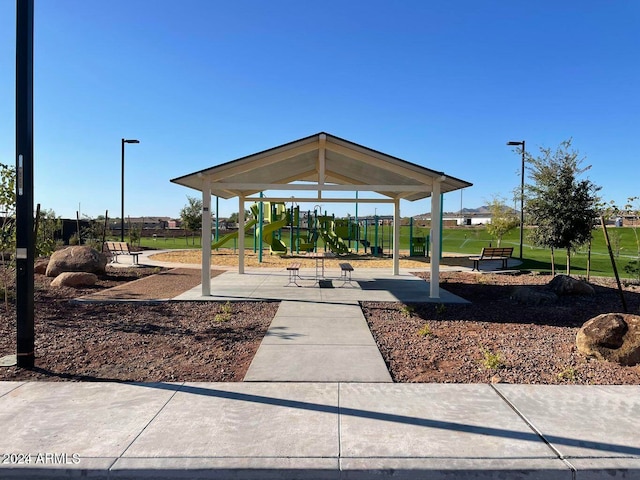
[{"x1": 170, "y1": 132, "x2": 473, "y2": 298}]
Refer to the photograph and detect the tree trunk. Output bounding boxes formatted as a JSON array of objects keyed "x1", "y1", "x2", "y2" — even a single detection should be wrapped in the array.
[
  {"x1": 550, "y1": 247, "x2": 555, "y2": 276},
  {"x1": 566, "y1": 248, "x2": 571, "y2": 276}
]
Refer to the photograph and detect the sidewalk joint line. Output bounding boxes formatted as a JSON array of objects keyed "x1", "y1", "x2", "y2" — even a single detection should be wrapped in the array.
[
  {"x1": 338, "y1": 382, "x2": 343, "y2": 462},
  {"x1": 490, "y1": 384, "x2": 577, "y2": 478},
  {"x1": 114, "y1": 382, "x2": 186, "y2": 467}
]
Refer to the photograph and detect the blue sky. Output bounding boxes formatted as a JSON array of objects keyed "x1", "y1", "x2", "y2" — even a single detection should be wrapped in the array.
[{"x1": 1, "y1": 1, "x2": 638, "y2": 220}]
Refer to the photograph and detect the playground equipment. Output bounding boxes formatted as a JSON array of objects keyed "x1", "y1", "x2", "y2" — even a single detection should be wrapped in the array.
[
  {"x1": 260, "y1": 203, "x2": 288, "y2": 255},
  {"x1": 211, "y1": 203, "x2": 428, "y2": 259},
  {"x1": 316, "y1": 215, "x2": 350, "y2": 254},
  {"x1": 211, "y1": 218, "x2": 258, "y2": 250}
]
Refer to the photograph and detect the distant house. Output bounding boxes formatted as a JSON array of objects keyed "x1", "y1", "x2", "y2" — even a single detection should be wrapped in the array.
[
  {"x1": 414, "y1": 206, "x2": 518, "y2": 227},
  {"x1": 108, "y1": 217, "x2": 170, "y2": 231}
]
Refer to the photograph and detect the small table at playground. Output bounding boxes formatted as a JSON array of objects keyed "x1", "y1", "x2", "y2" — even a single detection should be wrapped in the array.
[{"x1": 306, "y1": 252, "x2": 335, "y2": 281}]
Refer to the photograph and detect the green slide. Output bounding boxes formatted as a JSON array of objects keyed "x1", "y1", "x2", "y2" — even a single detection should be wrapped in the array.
[
  {"x1": 211, "y1": 218, "x2": 258, "y2": 249},
  {"x1": 260, "y1": 216, "x2": 288, "y2": 254},
  {"x1": 319, "y1": 228, "x2": 350, "y2": 254}
]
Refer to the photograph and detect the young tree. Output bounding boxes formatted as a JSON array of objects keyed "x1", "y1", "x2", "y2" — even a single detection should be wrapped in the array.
[
  {"x1": 36, "y1": 208, "x2": 62, "y2": 257},
  {"x1": 0, "y1": 163, "x2": 16, "y2": 308},
  {"x1": 485, "y1": 196, "x2": 519, "y2": 247},
  {"x1": 180, "y1": 196, "x2": 203, "y2": 245},
  {"x1": 525, "y1": 139, "x2": 600, "y2": 275}
]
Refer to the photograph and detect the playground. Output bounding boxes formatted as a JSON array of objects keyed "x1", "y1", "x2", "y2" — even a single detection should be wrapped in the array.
[{"x1": 208, "y1": 201, "x2": 431, "y2": 260}]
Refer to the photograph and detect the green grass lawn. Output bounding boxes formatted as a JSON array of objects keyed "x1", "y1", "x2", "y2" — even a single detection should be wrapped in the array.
[{"x1": 136, "y1": 225, "x2": 640, "y2": 280}]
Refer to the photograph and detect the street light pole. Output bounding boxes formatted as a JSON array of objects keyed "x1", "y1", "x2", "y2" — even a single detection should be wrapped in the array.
[
  {"x1": 121, "y1": 138, "x2": 139, "y2": 242},
  {"x1": 507, "y1": 140, "x2": 526, "y2": 260}
]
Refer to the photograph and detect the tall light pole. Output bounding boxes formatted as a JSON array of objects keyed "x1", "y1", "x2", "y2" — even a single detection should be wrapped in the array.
[
  {"x1": 507, "y1": 140, "x2": 525, "y2": 260},
  {"x1": 121, "y1": 138, "x2": 139, "y2": 241}
]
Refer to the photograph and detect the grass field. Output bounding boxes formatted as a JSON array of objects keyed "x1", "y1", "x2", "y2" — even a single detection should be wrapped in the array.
[{"x1": 138, "y1": 225, "x2": 640, "y2": 280}]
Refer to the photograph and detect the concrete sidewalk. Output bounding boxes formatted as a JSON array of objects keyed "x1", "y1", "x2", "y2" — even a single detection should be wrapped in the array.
[
  {"x1": 1, "y1": 381, "x2": 639, "y2": 479},
  {"x1": 244, "y1": 301, "x2": 392, "y2": 382}
]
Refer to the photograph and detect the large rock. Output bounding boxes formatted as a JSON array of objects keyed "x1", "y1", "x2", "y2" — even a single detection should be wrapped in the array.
[
  {"x1": 576, "y1": 313, "x2": 640, "y2": 366},
  {"x1": 50, "y1": 271, "x2": 97, "y2": 288},
  {"x1": 510, "y1": 286, "x2": 558, "y2": 305},
  {"x1": 45, "y1": 246, "x2": 107, "y2": 277},
  {"x1": 34, "y1": 258, "x2": 49, "y2": 275},
  {"x1": 548, "y1": 274, "x2": 595, "y2": 296}
]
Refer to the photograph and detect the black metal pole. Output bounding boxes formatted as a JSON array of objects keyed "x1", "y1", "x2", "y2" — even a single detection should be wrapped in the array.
[
  {"x1": 520, "y1": 140, "x2": 525, "y2": 260},
  {"x1": 16, "y1": 0, "x2": 35, "y2": 368},
  {"x1": 120, "y1": 138, "x2": 125, "y2": 242}
]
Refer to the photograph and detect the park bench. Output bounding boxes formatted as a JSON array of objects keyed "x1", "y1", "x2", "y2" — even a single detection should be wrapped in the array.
[
  {"x1": 339, "y1": 262, "x2": 355, "y2": 286},
  {"x1": 285, "y1": 262, "x2": 301, "y2": 287},
  {"x1": 469, "y1": 247, "x2": 513, "y2": 271},
  {"x1": 104, "y1": 241, "x2": 140, "y2": 265}
]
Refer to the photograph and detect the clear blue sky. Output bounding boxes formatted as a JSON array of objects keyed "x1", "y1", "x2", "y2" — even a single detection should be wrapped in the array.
[{"x1": 1, "y1": 1, "x2": 638, "y2": 220}]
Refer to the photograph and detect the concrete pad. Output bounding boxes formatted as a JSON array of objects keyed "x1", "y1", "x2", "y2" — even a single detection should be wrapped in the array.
[
  {"x1": 494, "y1": 385, "x2": 640, "y2": 459},
  {"x1": 339, "y1": 384, "x2": 557, "y2": 459},
  {"x1": 171, "y1": 269, "x2": 468, "y2": 304},
  {"x1": 263, "y1": 317, "x2": 378, "y2": 345},
  {"x1": 111, "y1": 457, "x2": 339, "y2": 479},
  {"x1": 244, "y1": 345, "x2": 392, "y2": 382},
  {"x1": 123, "y1": 383, "x2": 339, "y2": 458},
  {"x1": 0, "y1": 381, "x2": 24, "y2": 397},
  {"x1": 0, "y1": 382, "x2": 178, "y2": 458},
  {"x1": 340, "y1": 458, "x2": 572, "y2": 479}
]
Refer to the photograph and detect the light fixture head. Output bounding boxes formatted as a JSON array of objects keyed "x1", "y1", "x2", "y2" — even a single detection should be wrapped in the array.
[
  {"x1": 123, "y1": 139, "x2": 140, "y2": 144},
  {"x1": 507, "y1": 141, "x2": 524, "y2": 146}
]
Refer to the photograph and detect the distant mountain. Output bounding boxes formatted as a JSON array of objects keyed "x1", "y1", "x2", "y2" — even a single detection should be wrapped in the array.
[{"x1": 459, "y1": 206, "x2": 491, "y2": 214}]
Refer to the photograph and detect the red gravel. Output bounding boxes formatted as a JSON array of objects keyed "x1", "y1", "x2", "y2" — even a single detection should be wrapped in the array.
[{"x1": 363, "y1": 271, "x2": 640, "y2": 384}]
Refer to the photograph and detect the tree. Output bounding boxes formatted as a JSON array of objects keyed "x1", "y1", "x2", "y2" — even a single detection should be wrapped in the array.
[
  {"x1": 228, "y1": 209, "x2": 252, "y2": 224},
  {"x1": 36, "y1": 208, "x2": 62, "y2": 257},
  {"x1": 525, "y1": 139, "x2": 600, "y2": 275},
  {"x1": 0, "y1": 163, "x2": 16, "y2": 308},
  {"x1": 485, "y1": 196, "x2": 519, "y2": 247},
  {"x1": 180, "y1": 196, "x2": 203, "y2": 245}
]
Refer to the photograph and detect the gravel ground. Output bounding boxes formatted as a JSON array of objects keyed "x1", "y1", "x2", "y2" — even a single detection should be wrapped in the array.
[
  {"x1": 363, "y1": 271, "x2": 640, "y2": 384},
  {"x1": 1, "y1": 258, "x2": 639, "y2": 384},
  {"x1": 0, "y1": 266, "x2": 277, "y2": 382}
]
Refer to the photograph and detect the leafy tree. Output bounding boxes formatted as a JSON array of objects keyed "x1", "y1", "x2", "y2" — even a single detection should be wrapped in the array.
[
  {"x1": 180, "y1": 196, "x2": 203, "y2": 245},
  {"x1": 128, "y1": 223, "x2": 141, "y2": 248},
  {"x1": 0, "y1": 163, "x2": 16, "y2": 308},
  {"x1": 525, "y1": 139, "x2": 600, "y2": 275},
  {"x1": 228, "y1": 209, "x2": 252, "y2": 224},
  {"x1": 36, "y1": 208, "x2": 62, "y2": 257},
  {"x1": 485, "y1": 196, "x2": 519, "y2": 247}
]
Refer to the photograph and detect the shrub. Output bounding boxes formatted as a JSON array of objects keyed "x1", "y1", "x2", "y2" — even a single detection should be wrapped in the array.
[
  {"x1": 480, "y1": 346, "x2": 504, "y2": 370},
  {"x1": 400, "y1": 304, "x2": 415, "y2": 317},
  {"x1": 417, "y1": 323, "x2": 432, "y2": 337}
]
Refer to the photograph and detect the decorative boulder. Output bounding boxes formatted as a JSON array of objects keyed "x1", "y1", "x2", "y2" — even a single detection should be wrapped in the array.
[
  {"x1": 34, "y1": 258, "x2": 49, "y2": 275},
  {"x1": 548, "y1": 274, "x2": 595, "y2": 296},
  {"x1": 576, "y1": 313, "x2": 640, "y2": 366},
  {"x1": 511, "y1": 286, "x2": 558, "y2": 305},
  {"x1": 50, "y1": 271, "x2": 97, "y2": 288},
  {"x1": 45, "y1": 246, "x2": 107, "y2": 277}
]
